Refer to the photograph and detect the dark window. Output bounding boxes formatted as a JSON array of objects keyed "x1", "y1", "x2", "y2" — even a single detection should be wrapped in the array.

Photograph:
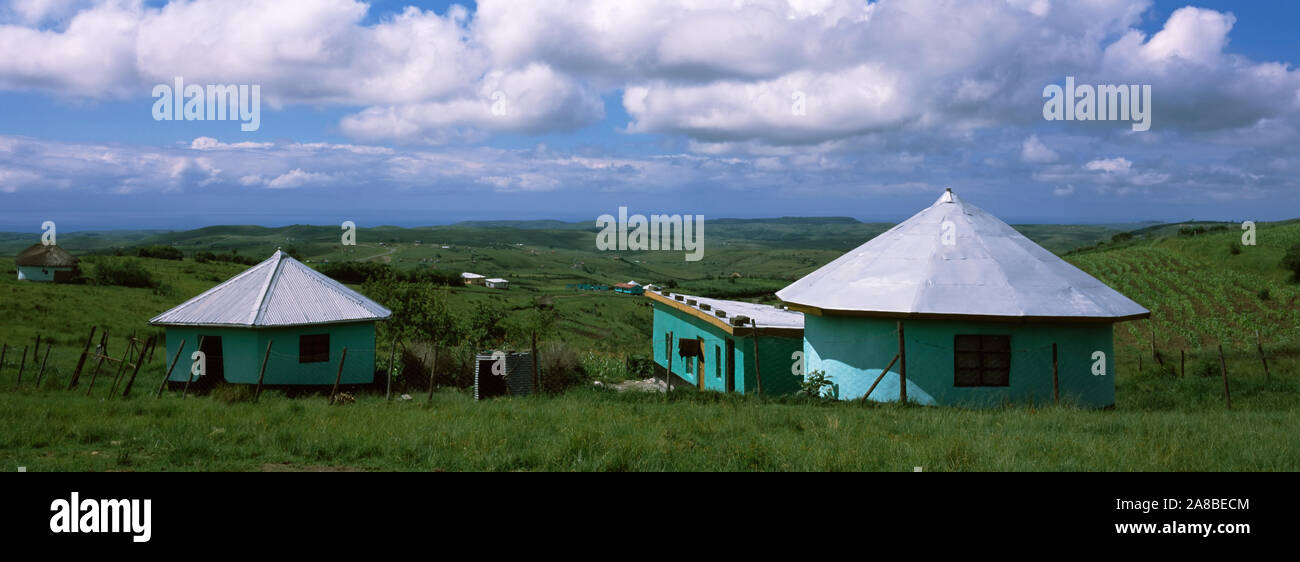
[
  {"x1": 299, "y1": 334, "x2": 330, "y2": 364},
  {"x1": 954, "y1": 334, "x2": 1010, "y2": 387}
]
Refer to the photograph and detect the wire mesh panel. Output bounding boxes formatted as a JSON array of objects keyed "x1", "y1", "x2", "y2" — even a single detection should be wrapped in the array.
[{"x1": 473, "y1": 351, "x2": 535, "y2": 400}]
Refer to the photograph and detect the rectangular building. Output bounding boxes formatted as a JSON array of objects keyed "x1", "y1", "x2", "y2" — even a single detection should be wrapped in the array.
[{"x1": 647, "y1": 289, "x2": 804, "y2": 395}]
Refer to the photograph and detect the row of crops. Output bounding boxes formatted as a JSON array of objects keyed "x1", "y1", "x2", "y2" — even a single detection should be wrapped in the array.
[{"x1": 1070, "y1": 229, "x2": 1300, "y2": 355}]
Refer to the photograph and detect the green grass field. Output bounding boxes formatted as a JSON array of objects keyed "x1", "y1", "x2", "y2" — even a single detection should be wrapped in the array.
[
  {"x1": 0, "y1": 218, "x2": 1297, "y2": 471},
  {"x1": 2, "y1": 382, "x2": 1296, "y2": 471}
]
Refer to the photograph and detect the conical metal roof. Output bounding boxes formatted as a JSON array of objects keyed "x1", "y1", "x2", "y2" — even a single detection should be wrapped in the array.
[
  {"x1": 150, "y1": 250, "x2": 391, "y2": 327},
  {"x1": 776, "y1": 190, "x2": 1149, "y2": 321}
]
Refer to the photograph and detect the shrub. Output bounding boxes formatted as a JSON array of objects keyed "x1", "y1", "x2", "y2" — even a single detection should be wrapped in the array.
[
  {"x1": 626, "y1": 355, "x2": 655, "y2": 379},
  {"x1": 193, "y1": 251, "x2": 258, "y2": 265},
  {"x1": 1282, "y1": 243, "x2": 1300, "y2": 281},
  {"x1": 1257, "y1": 288, "x2": 1271, "y2": 301},
  {"x1": 1111, "y1": 232, "x2": 1134, "y2": 243},
  {"x1": 796, "y1": 370, "x2": 835, "y2": 399},
  {"x1": 92, "y1": 258, "x2": 158, "y2": 288},
  {"x1": 538, "y1": 341, "x2": 588, "y2": 394},
  {"x1": 1229, "y1": 242, "x2": 1242, "y2": 255},
  {"x1": 137, "y1": 245, "x2": 184, "y2": 260},
  {"x1": 315, "y1": 261, "x2": 460, "y2": 286}
]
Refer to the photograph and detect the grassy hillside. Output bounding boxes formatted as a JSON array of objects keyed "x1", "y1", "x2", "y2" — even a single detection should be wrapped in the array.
[{"x1": 0, "y1": 218, "x2": 1296, "y2": 471}]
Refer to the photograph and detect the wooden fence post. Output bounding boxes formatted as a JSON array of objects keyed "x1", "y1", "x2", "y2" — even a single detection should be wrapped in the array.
[
  {"x1": 108, "y1": 339, "x2": 137, "y2": 396},
  {"x1": 666, "y1": 331, "x2": 674, "y2": 393},
  {"x1": 36, "y1": 343, "x2": 53, "y2": 387},
  {"x1": 529, "y1": 332, "x2": 539, "y2": 395},
  {"x1": 254, "y1": 340, "x2": 273, "y2": 401},
  {"x1": 434, "y1": 346, "x2": 444, "y2": 403},
  {"x1": 1180, "y1": 349, "x2": 1185, "y2": 378},
  {"x1": 0, "y1": 343, "x2": 7, "y2": 382},
  {"x1": 1150, "y1": 324, "x2": 1162, "y2": 365},
  {"x1": 69, "y1": 326, "x2": 95, "y2": 389},
  {"x1": 1218, "y1": 344, "x2": 1231, "y2": 410},
  {"x1": 120, "y1": 336, "x2": 154, "y2": 399},
  {"x1": 16, "y1": 346, "x2": 28, "y2": 387},
  {"x1": 329, "y1": 347, "x2": 349, "y2": 404},
  {"x1": 861, "y1": 353, "x2": 900, "y2": 405},
  {"x1": 385, "y1": 336, "x2": 397, "y2": 401},
  {"x1": 1255, "y1": 330, "x2": 1270, "y2": 379},
  {"x1": 750, "y1": 319, "x2": 763, "y2": 396},
  {"x1": 157, "y1": 340, "x2": 186, "y2": 398},
  {"x1": 897, "y1": 321, "x2": 907, "y2": 405},
  {"x1": 1052, "y1": 343, "x2": 1059, "y2": 405}
]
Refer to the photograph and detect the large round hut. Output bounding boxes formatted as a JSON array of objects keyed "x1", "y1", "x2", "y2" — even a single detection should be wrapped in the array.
[
  {"x1": 776, "y1": 189, "x2": 1149, "y2": 408},
  {"x1": 149, "y1": 250, "x2": 391, "y2": 387}
]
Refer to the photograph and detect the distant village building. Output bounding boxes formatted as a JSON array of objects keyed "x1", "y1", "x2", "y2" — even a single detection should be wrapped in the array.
[
  {"x1": 149, "y1": 250, "x2": 390, "y2": 387},
  {"x1": 648, "y1": 288, "x2": 804, "y2": 395},
  {"x1": 777, "y1": 190, "x2": 1149, "y2": 408},
  {"x1": 613, "y1": 281, "x2": 644, "y2": 295},
  {"x1": 461, "y1": 272, "x2": 486, "y2": 286},
  {"x1": 485, "y1": 278, "x2": 509, "y2": 289},
  {"x1": 14, "y1": 243, "x2": 79, "y2": 282}
]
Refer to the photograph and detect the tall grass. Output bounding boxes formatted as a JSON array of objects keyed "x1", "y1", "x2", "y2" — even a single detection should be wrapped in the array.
[{"x1": 1, "y1": 362, "x2": 1296, "y2": 471}]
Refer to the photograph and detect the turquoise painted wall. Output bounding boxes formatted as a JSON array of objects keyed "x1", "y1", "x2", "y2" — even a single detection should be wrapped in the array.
[
  {"x1": 650, "y1": 304, "x2": 802, "y2": 395},
  {"x1": 17, "y1": 265, "x2": 72, "y2": 282},
  {"x1": 163, "y1": 322, "x2": 377, "y2": 385},
  {"x1": 802, "y1": 315, "x2": 1116, "y2": 408}
]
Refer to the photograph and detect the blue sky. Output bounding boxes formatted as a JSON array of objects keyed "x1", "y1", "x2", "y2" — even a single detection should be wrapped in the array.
[{"x1": 0, "y1": 0, "x2": 1298, "y2": 231}]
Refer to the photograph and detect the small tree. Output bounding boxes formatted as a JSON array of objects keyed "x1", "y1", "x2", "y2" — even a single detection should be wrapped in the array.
[{"x1": 1282, "y1": 243, "x2": 1300, "y2": 281}]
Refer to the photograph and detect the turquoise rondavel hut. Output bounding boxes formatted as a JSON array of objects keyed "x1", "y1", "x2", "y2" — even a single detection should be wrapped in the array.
[
  {"x1": 648, "y1": 288, "x2": 804, "y2": 395},
  {"x1": 149, "y1": 250, "x2": 390, "y2": 387},
  {"x1": 776, "y1": 189, "x2": 1149, "y2": 408},
  {"x1": 15, "y1": 243, "x2": 79, "y2": 282}
]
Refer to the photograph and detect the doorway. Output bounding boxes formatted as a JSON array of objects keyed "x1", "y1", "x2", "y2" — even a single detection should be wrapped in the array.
[
  {"x1": 725, "y1": 339, "x2": 736, "y2": 393},
  {"x1": 198, "y1": 335, "x2": 225, "y2": 383}
]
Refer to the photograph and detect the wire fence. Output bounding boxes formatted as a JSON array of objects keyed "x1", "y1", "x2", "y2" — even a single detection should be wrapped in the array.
[{"x1": 0, "y1": 316, "x2": 1282, "y2": 410}]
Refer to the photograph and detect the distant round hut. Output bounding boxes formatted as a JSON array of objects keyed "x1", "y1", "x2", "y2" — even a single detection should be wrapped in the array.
[{"x1": 15, "y1": 243, "x2": 80, "y2": 282}]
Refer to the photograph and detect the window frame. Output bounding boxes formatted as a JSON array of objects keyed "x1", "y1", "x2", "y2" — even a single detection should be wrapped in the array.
[
  {"x1": 953, "y1": 334, "x2": 1011, "y2": 387},
  {"x1": 299, "y1": 333, "x2": 330, "y2": 364}
]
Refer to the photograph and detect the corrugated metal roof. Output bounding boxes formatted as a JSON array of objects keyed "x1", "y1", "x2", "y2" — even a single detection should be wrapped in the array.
[
  {"x1": 776, "y1": 190, "x2": 1150, "y2": 320},
  {"x1": 651, "y1": 290, "x2": 804, "y2": 330},
  {"x1": 150, "y1": 250, "x2": 391, "y2": 327}
]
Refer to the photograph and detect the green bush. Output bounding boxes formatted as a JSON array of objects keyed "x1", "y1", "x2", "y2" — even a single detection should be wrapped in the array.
[
  {"x1": 92, "y1": 258, "x2": 158, "y2": 288},
  {"x1": 193, "y1": 251, "x2": 258, "y2": 265},
  {"x1": 796, "y1": 370, "x2": 835, "y2": 399},
  {"x1": 1282, "y1": 243, "x2": 1300, "y2": 281},
  {"x1": 137, "y1": 245, "x2": 184, "y2": 260},
  {"x1": 626, "y1": 355, "x2": 655, "y2": 379},
  {"x1": 539, "y1": 341, "x2": 588, "y2": 394}
]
